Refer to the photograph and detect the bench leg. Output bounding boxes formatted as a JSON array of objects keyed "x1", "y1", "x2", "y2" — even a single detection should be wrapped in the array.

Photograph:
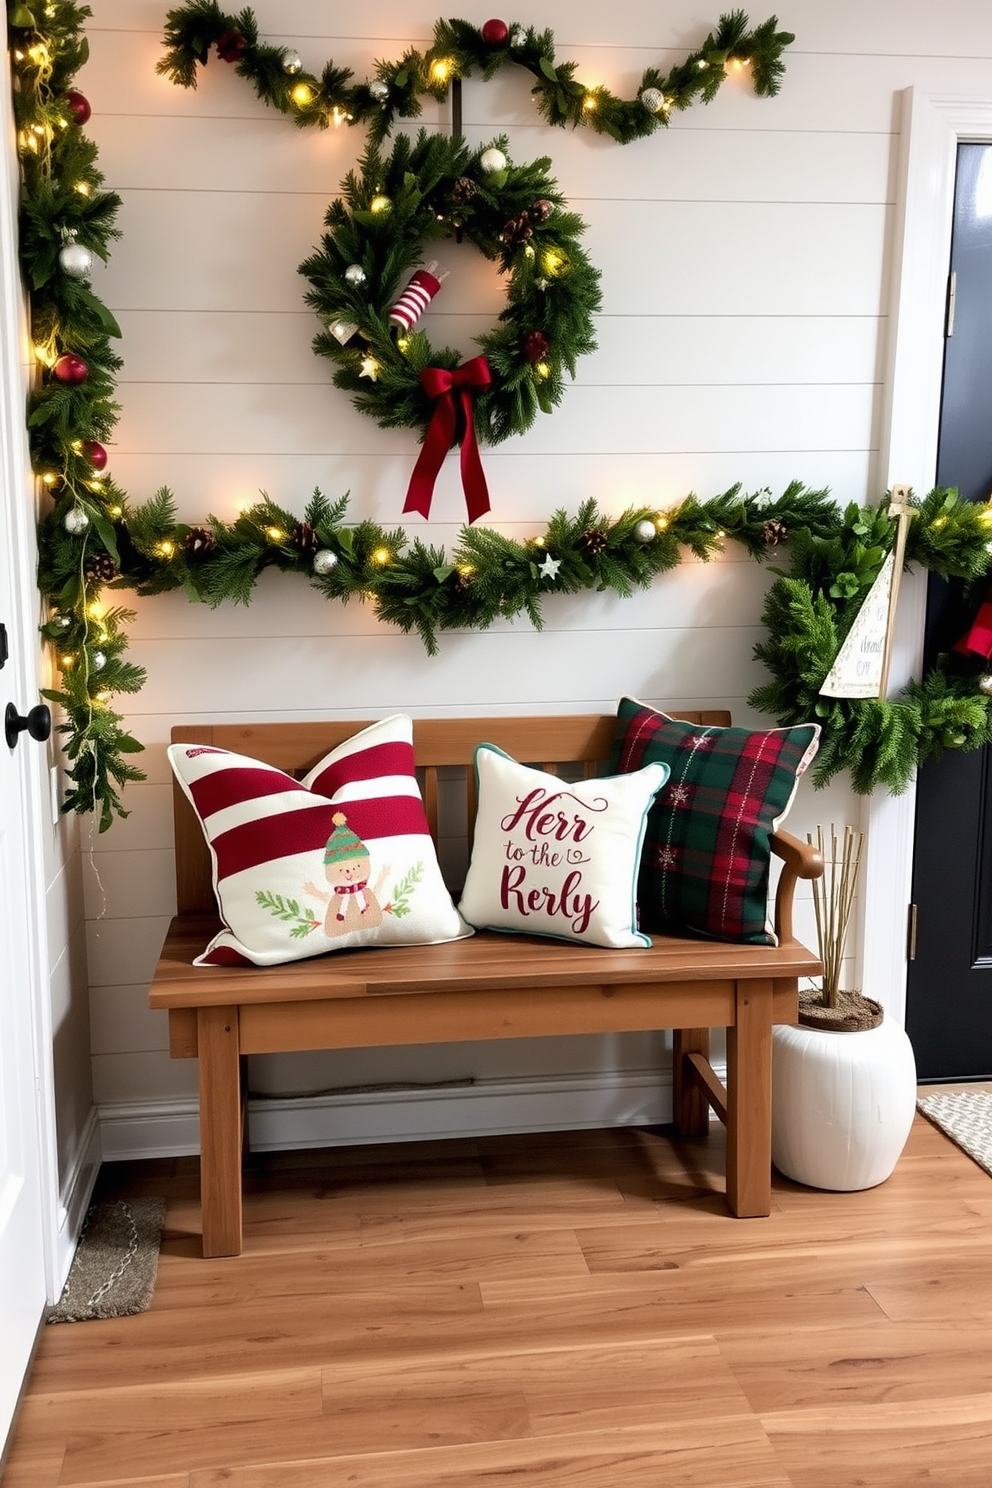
[
  {"x1": 672, "y1": 1027, "x2": 712, "y2": 1137},
  {"x1": 725, "y1": 979, "x2": 773, "y2": 1218},
  {"x1": 197, "y1": 1006, "x2": 244, "y2": 1257}
]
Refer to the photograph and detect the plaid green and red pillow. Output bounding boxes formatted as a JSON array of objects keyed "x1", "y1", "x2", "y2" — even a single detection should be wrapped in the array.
[{"x1": 609, "y1": 698, "x2": 820, "y2": 945}]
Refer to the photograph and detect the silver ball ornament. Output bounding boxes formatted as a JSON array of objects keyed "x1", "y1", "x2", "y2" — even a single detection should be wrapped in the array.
[
  {"x1": 639, "y1": 87, "x2": 665, "y2": 115},
  {"x1": 510, "y1": 26, "x2": 526, "y2": 46},
  {"x1": 979, "y1": 675, "x2": 992, "y2": 697},
  {"x1": 479, "y1": 147, "x2": 507, "y2": 174},
  {"x1": 63, "y1": 506, "x2": 89, "y2": 535},
  {"x1": 313, "y1": 549, "x2": 339, "y2": 575},
  {"x1": 369, "y1": 80, "x2": 390, "y2": 102},
  {"x1": 634, "y1": 519, "x2": 657, "y2": 543},
  {"x1": 282, "y1": 50, "x2": 303, "y2": 74},
  {"x1": 344, "y1": 264, "x2": 367, "y2": 286},
  {"x1": 91, "y1": 650, "x2": 106, "y2": 671},
  {"x1": 58, "y1": 242, "x2": 93, "y2": 278}
]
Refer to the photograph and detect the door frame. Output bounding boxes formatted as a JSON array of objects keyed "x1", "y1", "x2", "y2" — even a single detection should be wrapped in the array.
[{"x1": 861, "y1": 90, "x2": 992, "y2": 1022}]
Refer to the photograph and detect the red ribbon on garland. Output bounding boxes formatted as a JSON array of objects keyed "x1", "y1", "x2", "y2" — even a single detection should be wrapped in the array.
[{"x1": 403, "y1": 357, "x2": 492, "y2": 523}]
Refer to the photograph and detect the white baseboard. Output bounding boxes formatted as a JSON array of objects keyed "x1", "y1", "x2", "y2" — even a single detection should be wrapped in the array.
[
  {"x1": 53, "y1": 1106, "x2": 102, "y2": 1296},
  {"x1": 98, "y1": 1068, "x2": 685, "y2": 1162}
]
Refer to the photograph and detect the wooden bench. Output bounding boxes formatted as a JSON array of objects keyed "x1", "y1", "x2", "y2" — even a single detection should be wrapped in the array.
[{"x1": 150, "y1": 713, "x2": 823, "y2": 1256}]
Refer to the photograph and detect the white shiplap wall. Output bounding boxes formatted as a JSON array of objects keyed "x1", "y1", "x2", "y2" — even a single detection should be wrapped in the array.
[{"x1": 73, "y1": 0, "x2": 990, "y2": 1156}]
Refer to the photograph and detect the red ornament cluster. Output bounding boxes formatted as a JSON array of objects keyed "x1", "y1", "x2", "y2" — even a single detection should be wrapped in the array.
[
  {"x1": 481, "y1": 18, "x2": 509, "y2": 45},
  {"x1": 522, "y1": 330, "x2": 549, "y2": 363},
  {"x1": 82, "y1": 439, "x2": 108, "y2": 470}
]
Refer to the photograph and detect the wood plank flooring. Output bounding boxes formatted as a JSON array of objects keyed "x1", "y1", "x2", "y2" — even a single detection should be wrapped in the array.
[{"x1": 4, "y1": 1106, "x2": 992, "y2": 1487}]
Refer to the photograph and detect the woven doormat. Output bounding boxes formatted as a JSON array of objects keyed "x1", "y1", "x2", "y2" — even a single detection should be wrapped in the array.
[
  {"x1": 47, "y1": 1198, "x2": 167, "y2": 1324},
  {"x1": 917, "y1": 1090, "x2": 992, "y2": 1180}
]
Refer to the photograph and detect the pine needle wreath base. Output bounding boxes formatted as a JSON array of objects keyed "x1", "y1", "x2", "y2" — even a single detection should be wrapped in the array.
[{"x1": 298, "y1": 129, "x2": 601, "y2": 446}]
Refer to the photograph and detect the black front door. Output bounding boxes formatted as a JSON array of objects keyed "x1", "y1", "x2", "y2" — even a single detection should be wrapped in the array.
[{"x1": 906, "y1": 142, "x2": 992, "y2": 1081}]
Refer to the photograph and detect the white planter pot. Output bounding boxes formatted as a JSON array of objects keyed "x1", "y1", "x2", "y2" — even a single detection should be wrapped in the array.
[{"x1": 771, "y1": 1013, "x2": 918, "y2": 1191}]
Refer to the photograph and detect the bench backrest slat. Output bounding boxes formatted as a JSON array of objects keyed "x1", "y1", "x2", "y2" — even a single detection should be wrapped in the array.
[{"x1": 170, "y1": 711, "x2": 731, "y2": 917}]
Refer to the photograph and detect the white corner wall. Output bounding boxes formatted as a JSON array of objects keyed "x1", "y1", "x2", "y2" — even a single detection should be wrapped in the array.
[{"x1": 72, "y1": 0, "x2": 992, "y2": 1158}]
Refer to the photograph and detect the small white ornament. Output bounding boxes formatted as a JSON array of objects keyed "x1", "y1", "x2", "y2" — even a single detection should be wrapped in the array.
[
  {"x1": 58, "y1": 241, "x2": 93, "y2": 278},
  {"x1": 313, "y1": 549, "x2": 338, "y2": 576},
  {"x1": 283, "y1": 50, "x2": 303, "y2": 74},
  {"x1": 510, "y1": 26, "x2": 526, "y2": 46},
  {"x1": 91, "y1": 650, "x2": 106, "y2": 671},
  {"x1": 369, "y1": 79, "x2": 390, "y2": 102},
  {"x1": 539, "y1": 553, "x2": 561, "y2": 581},
  {"x1": 344, "y1": 264, "x2": 367, "y2": 286},
  {"x1": 64, "y1": 506, "x2": 89, "y2": 535},
  {"x1": 634, "y1": 519, "x2": 657, "y2": 543},
  {"x1": 51, "y1": 612, "x2": 71, "y2": 632},
  {"x1": 980, "y1": 675, "x2": 992, "y2": 697},
  {"x1": 479, "y1": 147, "x2": 507, "y2": 174},
  {"x1": 328, "y1": 318, "x2": 359, "y2": 344},
  {"x1": 639, "y1": 87, "x2": 664, "y2": 115}
]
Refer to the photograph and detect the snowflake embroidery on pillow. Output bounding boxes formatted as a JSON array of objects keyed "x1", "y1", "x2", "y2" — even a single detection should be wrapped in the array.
[
  {"x1": 688, "y1": 735, "x2": 713, "y2": 749},
  {"x1": 655, "y1": 845, "x2": 679, "y2": 870},
  {"x1": 668, "y1": 782, "x2": 691, "y2": 807}
]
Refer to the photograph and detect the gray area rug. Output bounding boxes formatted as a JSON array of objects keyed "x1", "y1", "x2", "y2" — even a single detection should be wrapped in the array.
[
  {"x1": 917, "y1": 1090, "x2": 992, "y2": 1179},
  {"x1": 47, "y1": 1198, "x2": 167, "y2": 1324}
]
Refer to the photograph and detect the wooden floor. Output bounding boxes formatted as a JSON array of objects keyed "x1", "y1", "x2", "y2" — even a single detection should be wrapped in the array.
[{"x1": 4, "y1": 1105, "x2": 992, "y2": 1488}]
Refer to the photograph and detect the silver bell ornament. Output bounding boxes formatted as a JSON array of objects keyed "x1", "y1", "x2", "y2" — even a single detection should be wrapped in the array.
[
  {"x1": 63, "y1": 506, "x2": 90, "y2": 535},
  {"x1": 283, "y1": 50, "x2": 303, "y2": 74},
  {"x1": 313, "y1": 549, "x2": 339, "y2": 575},
  {"x1": 344, "y1": 264, "x2": 367, "y2": 286},
  {"x1": 58, "y1": 241, "x2": 93, "y2": 278},
  {"x1": 369, "y1": 80, "x2": 390, "y2": 102},
  {"x1": 634, "y1": 518, "x2": 658, "y2": 543}
]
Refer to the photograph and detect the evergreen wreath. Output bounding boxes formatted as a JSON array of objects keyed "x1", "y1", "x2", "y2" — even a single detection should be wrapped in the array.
[{"x1": 297, "y1": 128, "x2": 601, "y2": 451}]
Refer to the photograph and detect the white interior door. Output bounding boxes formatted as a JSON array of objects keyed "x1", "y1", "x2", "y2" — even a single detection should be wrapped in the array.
[{"x1": 0, "y1": 68, "x2": 53, "y2": 1450}]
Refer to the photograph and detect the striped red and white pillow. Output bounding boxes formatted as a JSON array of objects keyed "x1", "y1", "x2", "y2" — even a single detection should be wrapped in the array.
[{"x1": 168, "y1": 715, "x2": 470, "y2": 966}]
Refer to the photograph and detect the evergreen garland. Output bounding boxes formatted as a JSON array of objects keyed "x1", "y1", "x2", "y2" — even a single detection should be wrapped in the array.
[{"x1": 158, "y1": 4, "x2": 795, "y2": 149}]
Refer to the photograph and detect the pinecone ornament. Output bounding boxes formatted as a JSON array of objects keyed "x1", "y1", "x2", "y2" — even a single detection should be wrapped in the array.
[
  {"x1": 528, "y1": 198, "x2": 553, "y2": 224},
  {"x1": 578, "y1": 527, "x2": 609, "y2": 558},
  {"x1": 762, "y1": 518, "x2": 788, "y2": 546},
  {"x1": 501, "y1": 213, "x2": 533, "y2": 248},
  {"x1": 83, "y1": 551, "x2": 117, "y2": 583},
  {"x1": 184, "y1": 525, "x2": 216, "y2": 558},
  {"x1": 450, "y1": 176, "x2": 477, "y2": 204},
  {"x1": 293, "y1": 521, "x2": 319, "y2": 553}
]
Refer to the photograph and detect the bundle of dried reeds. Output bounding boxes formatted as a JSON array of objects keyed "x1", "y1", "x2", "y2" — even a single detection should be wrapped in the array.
[{"x1": 807, "y1": 824, "x2": 864, "y2": 1009}]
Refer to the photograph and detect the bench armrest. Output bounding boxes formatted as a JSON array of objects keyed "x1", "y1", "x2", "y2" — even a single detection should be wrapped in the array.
[{"x1": 770, "y1": 829, "x2": 823, "y2": 943}]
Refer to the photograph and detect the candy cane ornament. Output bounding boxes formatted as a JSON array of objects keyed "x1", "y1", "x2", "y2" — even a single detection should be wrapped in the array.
[{"x1": 388, "y1": 261, "x2": 449, "y2": 332}]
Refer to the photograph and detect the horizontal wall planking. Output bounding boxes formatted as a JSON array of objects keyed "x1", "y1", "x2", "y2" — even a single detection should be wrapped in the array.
[
  {"x1": 91, "y1": 1049, "x2": 198, "y2": 1107},
  {"x1": 107, "y1": 380, "x2": 876, "y2": 459},
  {"x1": 81, "y1": 847, "x2": 176, "y2": 921},
  {"x1": 102, "y1": 450, "x2": 873, "y2": 522},
  {"x1": 114, "y1": 623, "x2": 770, "y2": 716},
  {"x1": 89, "y1": 982, "x2": 171, "y2": 1057},
  {"x1": 86, "y1": 912, "x2": 171, "y2": 989},
  {"x1": 111, "y1": 309, "x2": 883, "y2": 389},
  {"x1": 90, "y1": 112, "x2": 894, "y2": 206},
  {"x1": 93, "y1": 195, "x2": 889, "y2": 316}
]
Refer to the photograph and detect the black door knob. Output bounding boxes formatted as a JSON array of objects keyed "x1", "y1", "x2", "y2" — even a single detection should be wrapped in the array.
[{"x1": 5, "y1": 701, "x2": 52, "y2": 750}]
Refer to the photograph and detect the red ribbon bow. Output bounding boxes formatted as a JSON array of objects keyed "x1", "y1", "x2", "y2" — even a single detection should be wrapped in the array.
[{"x1": 403, "y1": 356, "x2": 492, "y2": 523}]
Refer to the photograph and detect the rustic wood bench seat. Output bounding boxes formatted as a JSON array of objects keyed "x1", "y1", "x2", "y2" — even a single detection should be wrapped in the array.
[{"x1": 150, "y1": 713, "x2": 823, "y2": 1256}]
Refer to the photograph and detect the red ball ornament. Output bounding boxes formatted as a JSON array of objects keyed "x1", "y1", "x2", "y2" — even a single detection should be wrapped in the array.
[
  {"x1": 82, "y1": 439, "x2": 108, "y2": 470},
  {"x1": 53, "y1": 353, "x2": 89, "y2": 385},
  {"x1": 215, "y1": 29, "x2": 248, "y2": 63},
  {"x1": 481, "y1": 18, "x2": 509, "y2": 45},
  {"x1": 64, "y1": 89, "x2": 91, "y2": 125},
  {"x1": 522, "y1": 330, "x2": 549, "y2": 363}
]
